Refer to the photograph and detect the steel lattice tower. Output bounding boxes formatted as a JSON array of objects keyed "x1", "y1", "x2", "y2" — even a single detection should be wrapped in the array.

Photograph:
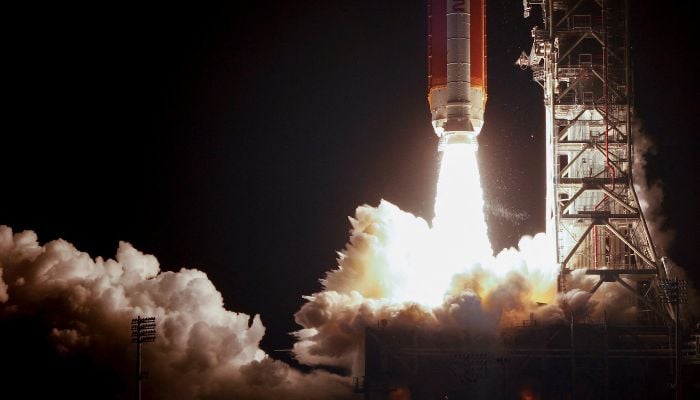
[{"x1": 519, "y1": 0, "x2": 668, "y2": 304}]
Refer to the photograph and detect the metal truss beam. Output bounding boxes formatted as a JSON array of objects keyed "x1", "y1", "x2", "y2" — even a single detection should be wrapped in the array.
[
  {"x1": 561, "y1": 213, "x2": 639, "y2": 219},
  {"x1": 557, "y1": 109, "x2": 588, "y2": 140},
  {"x1": 556, "y1": 75, "x2": 583, "y2": 103},
  {"x1": 561, "y1": 187, "x2": 586, "y2": 212},
  {"x1": 603, "y1": 222, "x2": 655, "y2": 266},
  {"x1": 592, "y1": 145, "x2": 627, "y2": 177},
  {"x1": 590, "y1": 68, "x2": 624, "y2": 100},
  {"x1": 562, "y1": 223, "x2": 595, "y2": 267},
  {"x1": 555, "y1": 0, "x2": 587, "y2": 27},
  {"x1": 561, "y1": 184, "x2": 638, "y2": 214},
  {"x1": 559, "y1": 33, "x2": 590, "y2": 66},
  {"x1": 599, "y1": 185, "x2": 638, "y2": 212},
  {"x1": 590, "y1": 277, "x2": 605, "y2": 293},
  {"x1": 589, "y1": 31, "x2": 624, "y2": 63},
  {"x1": 614, "y1": 276, "x2": 672, "y2": 324},
  {"x1": 559, "y1": 145, "x2": 591, "y2": 177},
  {"x1": 560, "y1": 177, "x2": 627, "y2": 185},
  {"x1": 592, "y1": 107, "x2": 628, "y2": 139}
]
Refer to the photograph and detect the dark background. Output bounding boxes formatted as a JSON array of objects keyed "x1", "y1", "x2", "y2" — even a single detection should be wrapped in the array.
[{"x1": 3, "y1": 0, "x2": 697, "y2": 362}]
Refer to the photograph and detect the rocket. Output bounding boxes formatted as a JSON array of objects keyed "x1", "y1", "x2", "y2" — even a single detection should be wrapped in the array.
[{"x1": 428, "y1": 0, "x2": 487, "y2": 150}]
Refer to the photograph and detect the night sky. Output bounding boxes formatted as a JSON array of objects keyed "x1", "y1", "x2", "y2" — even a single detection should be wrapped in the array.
[{"x1": 3, "y1": 0, "x2": 697, "y2": 379}]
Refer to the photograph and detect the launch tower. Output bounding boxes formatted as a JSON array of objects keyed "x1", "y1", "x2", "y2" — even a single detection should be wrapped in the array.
[{"x1": 519, "y1": 0, "x2": 667, "y2": 302}]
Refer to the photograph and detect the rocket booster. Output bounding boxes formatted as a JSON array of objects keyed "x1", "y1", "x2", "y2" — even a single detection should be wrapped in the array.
[{"x1": 428, "y1": 0, "x2": 487, "y2": 150}]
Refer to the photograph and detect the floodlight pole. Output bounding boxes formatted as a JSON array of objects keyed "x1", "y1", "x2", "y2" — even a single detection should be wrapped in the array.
[
  {"x1": 675, "y1": 299, "x2": 680, "y2": 399},
  {"x1": 659, "y1": 278, "x2": 687, "y2": 400},
  {"x1": 137, "y1": 333, "x2": 142, "y2": 400},
  {"x1": 132, "y1": 316, "x2": 157, "y2": 400}
]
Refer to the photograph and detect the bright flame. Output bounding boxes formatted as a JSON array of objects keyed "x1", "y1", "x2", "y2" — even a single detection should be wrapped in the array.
[
  {"x1": 433, "y1": 143, "x2": 492, "y2": 261},
  {"x1": 293, "y1": 141, "x2": 562, "y2": 368},
  {"x1": 385, "y1": 142, "x2": 557, "y2": 307},
  {"x1": 388, "y1": 143, "x2": 492, "y2": 306}
]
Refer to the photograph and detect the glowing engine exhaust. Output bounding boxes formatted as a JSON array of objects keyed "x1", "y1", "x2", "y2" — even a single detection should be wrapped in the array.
[{"x1": 428, "y1": 0, "x2": 492, "y2": 273}]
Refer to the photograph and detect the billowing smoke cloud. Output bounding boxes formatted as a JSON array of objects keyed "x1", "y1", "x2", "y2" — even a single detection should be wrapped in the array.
[
  {"x1": 562, "y1": 270, "x2": 641, "y2": 323},
  {"x1": 631, "y1": 118, "x2": 675, "y2": 252},
  {"x1": 0, "y1": 226, "x2": 351, "y2": 399},
  {"x1": 293, "y1": 201, "x2": 560, "y2": 373},
  {"x1": 293, "y1": 190, "x2": 700, "y2": 376},
  {"x1": 631, "y1": 118, "x2": 698, "y2": 318}
]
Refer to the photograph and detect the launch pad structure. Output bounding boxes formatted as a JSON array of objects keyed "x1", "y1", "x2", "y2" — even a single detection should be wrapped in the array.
[
  {"x1": 357, "y1": 317, "x2": 700, "y2": 399},
  {"x1": 357, "y1": 1, "x2": 699, "y2": 399}
]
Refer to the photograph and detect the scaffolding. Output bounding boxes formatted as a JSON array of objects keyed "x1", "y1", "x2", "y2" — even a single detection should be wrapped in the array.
[{"x1": 518, "y1": 0, "x2": 667, "y2": 304}]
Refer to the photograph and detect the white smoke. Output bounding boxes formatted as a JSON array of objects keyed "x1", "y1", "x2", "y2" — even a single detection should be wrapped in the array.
[
  {"x1": 0, "y1": 226, "x2": 351, "y2": 400},
  {"x1": 561, "y1": 270, "x2": 639, "y2": 322},
  {"x1": 631, "y1": 119, "x2": 698, "y2": 317},
  {"x1": 293, "y1": 187, "x2": 699, "y2": 375},
  {"x1": 0, "y1": 194, "x2": 564, "y2": 397},
  {"x1": 293, "y1": 200, "x2": 561, "y2": 373},
  {"x1": 631, "y1": 118, "x2": 674, "y2": 252}
]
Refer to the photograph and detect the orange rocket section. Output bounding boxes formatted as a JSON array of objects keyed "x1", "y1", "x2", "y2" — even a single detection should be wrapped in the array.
[
  {"x1": 428, "y1": 0, "x2": 487, "y2": 109},
  {"x1": 428, "y1": 0, "x2": 447, "y2": 95},
  {"x1": 470, "y1": 0, "x2": 487, "y2": 99}
]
